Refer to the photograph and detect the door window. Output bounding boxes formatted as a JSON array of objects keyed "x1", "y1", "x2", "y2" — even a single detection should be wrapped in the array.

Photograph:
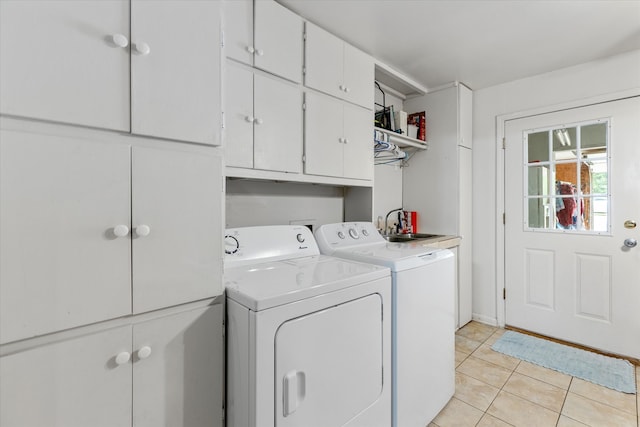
[{"x1": 523, "y1": 120, "x2": 609, "y2": 233}]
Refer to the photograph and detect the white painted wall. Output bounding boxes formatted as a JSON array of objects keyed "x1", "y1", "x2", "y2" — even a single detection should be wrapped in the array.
[
  {"x1": 225, "y1": 179, "x2": 344, "y2": 230},
  {"x1": 472, "y1": 49, "x2": 640, "y2": 325}
]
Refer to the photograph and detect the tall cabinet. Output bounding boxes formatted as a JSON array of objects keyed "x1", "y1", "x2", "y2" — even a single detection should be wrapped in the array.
[
  {"x1": 0, "y1": 1, "x2": 225, "y2": 425},
  {"x1": 403, "y1": 84, "x2": 473, "y2": 328}
]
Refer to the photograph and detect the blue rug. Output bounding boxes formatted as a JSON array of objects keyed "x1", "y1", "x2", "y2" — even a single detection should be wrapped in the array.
[{"x1": 492, "y1": 331, "x2": 636, "y2": 394}]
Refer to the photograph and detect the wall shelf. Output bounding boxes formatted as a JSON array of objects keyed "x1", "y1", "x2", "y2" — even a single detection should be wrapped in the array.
[{"x1": 375, "y1": 127, "x2": 428, "y2": 150}]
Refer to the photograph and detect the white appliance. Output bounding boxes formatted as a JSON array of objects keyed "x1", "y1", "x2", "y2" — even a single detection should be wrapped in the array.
[
  {"x1": 315, "y1": 222, "x2": 455, "y2": 427},
  {"x1": 224, "y1": 225, "x2": 392, "y2": 427}
]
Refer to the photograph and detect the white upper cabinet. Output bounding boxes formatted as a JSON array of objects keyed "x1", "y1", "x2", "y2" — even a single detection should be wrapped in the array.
[
  {"x1": 131, "y1": 1, "x2": 222, "y2": 145},
  {"x1": 305, "y1": 92, "x2": 373, "y2": 180},
  {"x1": 0, "y1": 1, "x2": 130, "y2": 131},
  {"x1": 0, "y1": 130, "x2": 223, "y2": 343},
  {"x1": 0, "y1": 1, "x2": 222, "y2": 146},
  {"x1": 305, "y1": 22, "x2": 374, "y2": 109},
  {"x1": 224, "y1": 0, "x2": 303, "y2": 83},
  {"x1": 226, "y1": 62, "x2": 303, "y2": 173}
]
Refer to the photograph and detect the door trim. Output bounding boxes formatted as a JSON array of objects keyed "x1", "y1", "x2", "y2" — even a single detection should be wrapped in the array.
[{"x1": 494, "y1": 88, "x2": 640, "y2": 328}]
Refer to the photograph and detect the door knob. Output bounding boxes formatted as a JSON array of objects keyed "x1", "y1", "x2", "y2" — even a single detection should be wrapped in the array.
[
  {"x1": 624, "y1": 238, "x2": 637, "y2": 248},
  {"x1": 133, "y1": 41, "x2": 151, "y2": 56},
  {"x1": 624, "y1": 220, "x2": 637, "y2": 229},
  {"x1": 115, "y1": 351, "x2": 131, "y2": 365},
  {"x1": 109, "y1": 34, "x2": 129, "y2": 48},
  {"x1": 113, "y1": 225, "x2": 129, "y2": 238},
  {"x1": 135, "y1": 224, "x2": 151, "y2": 237}
]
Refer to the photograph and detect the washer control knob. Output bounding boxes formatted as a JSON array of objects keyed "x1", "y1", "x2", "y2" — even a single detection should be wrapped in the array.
[
  {"x1": 296, "y1": 233, "x2": 305, "y2": 243},
  {"x1": 348, "y1": 228, "x2": 359, "y2": 239},
  {"x1": 337, "y1": 231, "x2": 345, "y2": 239},
  {"x1": 362, "y1": 229, "x2": 369, "y2": 237},
  {"x1": 224, "y1": 235, "x2": 239, "y2": 254}
]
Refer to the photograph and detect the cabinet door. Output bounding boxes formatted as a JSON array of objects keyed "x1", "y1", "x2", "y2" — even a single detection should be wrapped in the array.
[
  {"x1": 254, "y1": 0, "x2": 303, "y2": 83},
  {"x1": 0, "y1": 0, "x2": 129, "y2": 131},
  {"x1": 254, "y1": 74, "x2": 303, "y2": 173},
  {"x1": 343, "y1": 104, "x2": 374, "y2": 180},
  {"x1": 0, "y1": 131, "x2": 131, "y2": 344},
  {"x1": 131, "y1": 146, "x2": 223, "y2": 314},
  {"x1": 304, "y1": 22, "x2": 343, "y2": 99},
  {"x1": 131, "y1": 1, "x2": 221, "y2": 145},
  {"x1": 224, "y1": 0, "x2": 254, "y2": 65},
  {"x1": 226, "y1": 64, "x2": 255, "y2": 168},
  {"x1": 133, "y1": 304, "x2": 224, "y2": 427},
  {"x1": 304, "y1": 92, "x2": 344, "y2": 178},
  {"x1": 343, "y1": 43, "x2": 374, "y2": 109},
  {"x1": 0, "y1": 326, "x2": 132, "y2": 427}
]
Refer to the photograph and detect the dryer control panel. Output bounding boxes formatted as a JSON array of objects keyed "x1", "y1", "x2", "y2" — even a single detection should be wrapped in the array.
[{"x1": 224, "y1": 225, "x2": 320, "y2": 268}]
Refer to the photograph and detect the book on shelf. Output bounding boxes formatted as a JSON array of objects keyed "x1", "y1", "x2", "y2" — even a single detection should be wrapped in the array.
[{"x1": 407, "y1": 111, "x2": 426, "y2": 141}]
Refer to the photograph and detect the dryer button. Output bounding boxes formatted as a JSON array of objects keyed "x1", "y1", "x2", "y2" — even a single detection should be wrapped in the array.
[
  {"x1": 296, "y1": 233, "x2": 305, "y2": 243},
  {"x1": 337, "y1": 231, "x2": 345, "y2": 239},
  {"x1": 348, "y1": 228, "x2": 359, "y2": 239}
]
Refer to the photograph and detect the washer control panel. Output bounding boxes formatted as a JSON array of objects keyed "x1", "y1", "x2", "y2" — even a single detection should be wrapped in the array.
[{"x1": 314, "y1": 222, "x2": 385, "y2": 254}]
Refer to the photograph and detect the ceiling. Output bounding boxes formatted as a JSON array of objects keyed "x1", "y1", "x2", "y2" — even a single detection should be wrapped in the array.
[{"x1": 278, "y1": 0, "x2": 640, "y2": 92}]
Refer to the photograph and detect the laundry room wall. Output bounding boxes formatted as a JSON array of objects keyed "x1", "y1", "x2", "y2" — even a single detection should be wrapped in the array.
[
  {"x1": 225, "y1": 179, "x2": 344, "y2": 230},
  {"x1": 472, "y1": 49, "x2": 640, "y2": 325}
]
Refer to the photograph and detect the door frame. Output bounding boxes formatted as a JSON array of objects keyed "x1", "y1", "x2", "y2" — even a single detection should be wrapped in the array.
[{"x1": 494, "y1": 88, "x2": 640, "y2": 328}]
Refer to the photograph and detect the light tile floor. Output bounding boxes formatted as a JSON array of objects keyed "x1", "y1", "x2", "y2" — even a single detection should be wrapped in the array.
[{"x1": 429, "y1": 321, "x2": 640, "y2": 427}]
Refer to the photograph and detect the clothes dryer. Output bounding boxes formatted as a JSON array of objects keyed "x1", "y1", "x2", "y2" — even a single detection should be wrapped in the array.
[
  {"x1": 315, "y1": 222, "x2": 455, "y2": 427},
  {"x1": 224, "y1": 225, "x2": 392, "y2": 427}
]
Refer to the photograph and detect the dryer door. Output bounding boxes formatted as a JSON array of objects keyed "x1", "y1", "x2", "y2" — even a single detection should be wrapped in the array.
[{"x1": 275, "y1": 294, "x2": 383, "y2": 427}]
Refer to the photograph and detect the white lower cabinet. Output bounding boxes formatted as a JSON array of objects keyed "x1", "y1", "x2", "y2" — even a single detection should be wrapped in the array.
[
  {"x1": 305, "y1": 91, "x2": 373, "y2": 180},
  {"x1": 226, "y1": 63, "x2": 302, "y2": 173},
  {"x1": 0, "y1": 129, "x2": 223, "y2": 344},
  {"x1": 0, "y1": 304, "x2": 224, "y2": 427}
]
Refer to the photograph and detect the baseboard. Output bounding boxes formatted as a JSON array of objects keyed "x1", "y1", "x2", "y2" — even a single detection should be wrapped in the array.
[{"x1": 471, "y1": 313, "x2": 498, "y2": 327}]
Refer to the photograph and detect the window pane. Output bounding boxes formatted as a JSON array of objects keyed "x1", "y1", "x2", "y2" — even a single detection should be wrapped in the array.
[
  {"x1": 528, "y1": 131, "x2": 549, "y2": 163},
  {"x1": 581, "y1": 123, "x2": 607, "y2": 149},
  {"x1": 590, "y1": 196, "x2": 609, "y2": 232},
  {"x1": 528, "y1": 198, "x2": 552, "y2": 229},
  {"x1": 552, "y1": 127, "x2": 577, "y2": 161},
  {"x1": 528, "y1": 165, "x2": 550, "y2": 196},
  {"x1": 584, "y1": 158, "x2": 608, "y2": 196}
]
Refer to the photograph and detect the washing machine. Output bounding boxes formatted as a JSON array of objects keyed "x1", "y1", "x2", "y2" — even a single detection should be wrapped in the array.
[
  {"x1": 224, "y1": 225, "x2": 392, "y2": 427},
  {"x1": 315, "y1": 222, "x2": 455, "y2": 427}
]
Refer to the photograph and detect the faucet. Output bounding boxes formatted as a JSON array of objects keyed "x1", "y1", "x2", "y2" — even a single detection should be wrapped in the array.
[{"x1": 385, "y1": 207, "x2": 403, "y2": 235}]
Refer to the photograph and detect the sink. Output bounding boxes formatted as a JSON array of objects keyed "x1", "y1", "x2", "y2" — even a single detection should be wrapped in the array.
[{"x1": 382, "y1": 233, "x2": 441, "y2": 242}]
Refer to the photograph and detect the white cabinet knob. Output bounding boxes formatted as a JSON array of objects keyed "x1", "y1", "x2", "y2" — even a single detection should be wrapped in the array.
[
  {"x1": 113, "y1": 224, "x2": 129, "y2": 238},
  {"x1": 343, "y1": 138, "x2": 349, "y2": 144},
  {"x1": 254, "y1": 118, "x2": 263, "y2": 125},
  {"x1": 115, "y1": 351, "x2": 131, "y2": 365},
  {"x1": 137, "y1": 346, "x2": 152, "y2": 360},
  {"x1": 244, "y1": 115, "x2": 254, "y2": 123},
  {"x1": 344, "y1": 87, "x2": 350, "y2": 93},
  {"x1": 255, "y1": 49, "x2": 264, "y2": 56},
  {"x1": 110, "y1": 34, "x2": 129, "y2": 48},
  {"x1": 339, "y1": 85, "x2": 345, "y2": 91},
  {"x1": 133, "y1": 41, "x2": 151, "y2": 56},
  {"x1": 135, "y1": 224, "x2": 151, "y2": 237},
  {"x1": 246, "y1": 46, "x2": 255, "y2": 54}
]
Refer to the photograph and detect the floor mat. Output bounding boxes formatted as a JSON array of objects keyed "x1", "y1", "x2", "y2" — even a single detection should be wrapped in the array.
[{"x1": 492, "y1": 331, "x2": 636, "y2": 394}]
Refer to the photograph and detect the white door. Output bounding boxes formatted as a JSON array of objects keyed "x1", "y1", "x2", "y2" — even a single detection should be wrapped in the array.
[
  {"x1": 253, "y1": 74, "x2": 303, "y2": 173},
  {"x1": 131, "y1": 146, "x2": 223, "y2": 313},
  {"x1": 223, "y1": 0, "x2": 253, "y2": 65},
  {"x1": 504, "y1": 96, "x2": 640, "y2": 358},
  {"x1": 275, "y1": 295, "x2": 383, "y2": 427},
  {"x1": 0, "y1": 131, "x2": 131, "y2": 343},
  {"x1": 0, "y1": 0, "x2": 129, "y2": 130},
  {"x1": 304, "y1": 91, "x2": 344, "y2": 178},
  {"x1": 304, "y1": 21, "x2": 344, "y2": 100},
  {"x1": 133, "y1": 305, "x2": 224, "y2": 427},
  {"x1": 225, "y1": 63, "x2": 255, "y2": 169},
  {"x1": 0, "y1": 326, "x2": 132, "y2": 427},
  {"x1": 131, "y1": 0, "x2": 221, "y2": 145},
  {"x1": 342, "y1": 103, "x2": 373, "y2": 180},
  {"x1": 343, "y1": 43, "x2": 374, "y2": 109},
  {"x1": 253, "y1": 0, "x2": 302, "y2": 83}
]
